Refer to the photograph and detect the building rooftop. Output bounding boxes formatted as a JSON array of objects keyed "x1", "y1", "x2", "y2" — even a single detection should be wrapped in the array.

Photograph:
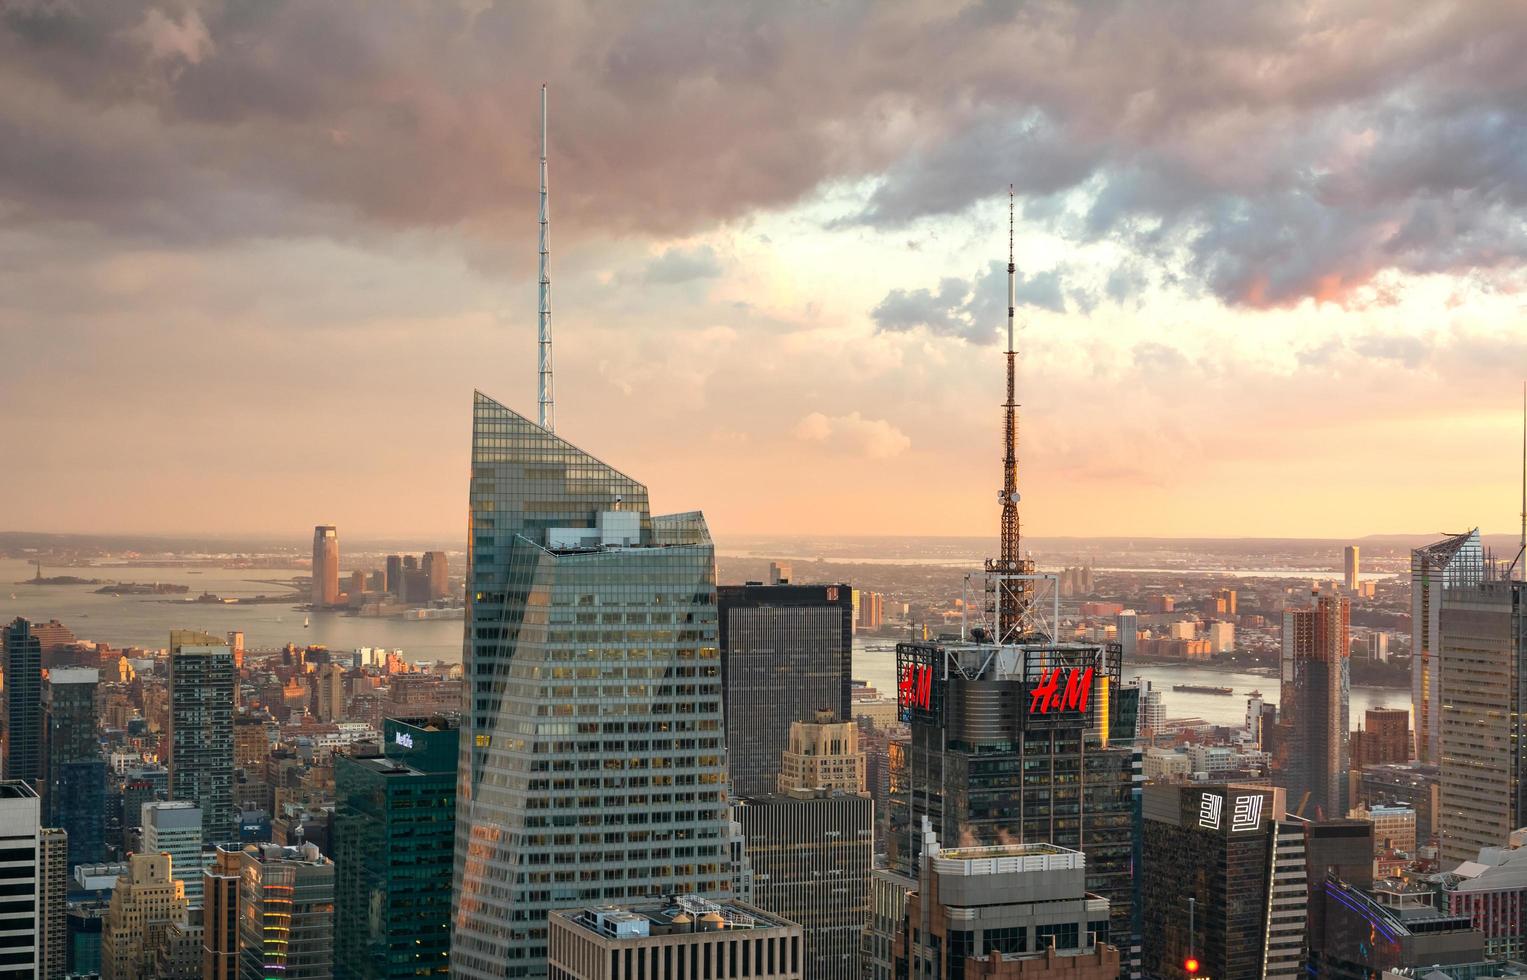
[
  {"x1": 931, "y1": 841, "x2": 1085, "y2": 876},
  {"x1": 557, "y1": 896, "x2": 795, "y2": 942},
  {"x1": 0, "y1": 781, "x2": 38, "y2": 800}
]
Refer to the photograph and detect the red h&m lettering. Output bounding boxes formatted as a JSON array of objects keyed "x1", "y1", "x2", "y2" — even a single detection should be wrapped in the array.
[
  {"x1": 1029, "y1": 666, "x2": 1094, "y2": 715},
  {"x1": 899, "y1": 664, "x2": 933, "y2": 712}
]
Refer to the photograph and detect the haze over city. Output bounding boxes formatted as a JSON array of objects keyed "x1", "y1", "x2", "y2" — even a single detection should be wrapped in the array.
[{"x1": 3, "y1": 2, "x2": 1525, "y2": 541}]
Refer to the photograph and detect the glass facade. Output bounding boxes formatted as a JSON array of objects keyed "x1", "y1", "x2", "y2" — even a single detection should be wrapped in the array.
[
  {"x1": 452, "y1": 392, "x2": 732, "y2": 980},
  {"x1": 334, "y1": 717, "x2": 458, "y2": 979},
  {"x1": 237, "y1": 843, "x2": 335, "y2": 980},
  {"x1": 2, "y1": 618, "x2": 42, "y2": 788},
  {"x1": 168, "y1": 631, "x2": 236, "y2": 843},
  {"x1": 718, "y1": 584, "x2": 853, "y2": 798},
  {"x1": 887, "y1": 640, "x2": 1140, "y2": 974},
  {"x1": 1411, "y1": 530, "x2": 1484, "y2": 765},
  {"x1": 1141, "y1": 784, "x2": 1280, "y2": 980},
  {"x1": 44, "y1": 669, "x2": 105, "y2": 866},
  {"x1": 1280, "y1": 597, "x2": 1350, "y2": 819}
]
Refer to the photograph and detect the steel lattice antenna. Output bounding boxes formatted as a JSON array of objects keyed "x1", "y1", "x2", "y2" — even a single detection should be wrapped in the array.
[
  {"x1": 987, "y1": 186, "x2": 1035, "y2": 641},
  {"x1": 537, "y1": 84, "x2": 556, "y2": 432}
]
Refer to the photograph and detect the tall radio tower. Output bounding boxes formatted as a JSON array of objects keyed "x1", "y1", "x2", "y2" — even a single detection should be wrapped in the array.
[
  {"x1": 537, "y1": 83, "x2": 556, "y2": 432},
  {"x1": 986, "y1": 186, "x2": 1035, "y2": 641}
]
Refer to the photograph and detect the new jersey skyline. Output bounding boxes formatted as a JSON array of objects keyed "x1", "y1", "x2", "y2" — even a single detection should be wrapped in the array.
[{"x1": 2, "y1": 2, "x2": 1524, "y2": 540}]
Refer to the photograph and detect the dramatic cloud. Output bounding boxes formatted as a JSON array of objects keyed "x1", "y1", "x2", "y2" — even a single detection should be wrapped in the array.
[
  {"x1": 871, "y1": 261, "x2": 1069, "y2": 343},
  {"x1": 644, "y1": 244, "x2": 722, "y2": 284},
  {"x1": 795, "y1": 412, "x2": 911, "y2": 460},
  {"x1": 2, "y1": 1, "x2": 1525, "y2": 305},
  {"x1": 2, "y1": 1, "x2": 1525, "y2": 539}
]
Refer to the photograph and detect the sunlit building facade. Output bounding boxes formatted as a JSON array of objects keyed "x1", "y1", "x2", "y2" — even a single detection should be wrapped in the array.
[
  {"x1": 1279, "y1": 595, "x2": 1350, "y2": 820},
  {"x1": 451, "y1": 392, "x2": 732, "y2": 979},
  {"x1": 1411, "y1": 530, "x2": 1483, "y2": 765}
]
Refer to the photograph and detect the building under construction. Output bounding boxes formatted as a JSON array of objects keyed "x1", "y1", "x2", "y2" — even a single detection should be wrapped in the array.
[{"x1": 883, "y1": 191, "x2": 1142, "y2": 977}]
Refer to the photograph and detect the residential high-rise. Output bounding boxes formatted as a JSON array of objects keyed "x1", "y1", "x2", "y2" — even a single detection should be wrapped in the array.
[
  {"x1": 141, "y1": 801, "x2": 204, "y2": 908},
  {"x1": 335, "y1": 716, "x2": 458, "y2": 979},
  {"x1": 423, "y1": 550, "x2": 449, "y2": 600},
  {"x1": 452, "y1": 392, "x2": 734, "y2": 980},
  {"x1": 887, "y1": 640, "x2": 1140, "y2": 969},
  {"x1": 1349, "y1": 706, "x2": 1410, "y2": 767},
  {"x1": 732, "y1": 711, "x2": 872, "y2": 979},
  {"x1": 718, "y1": 583, "x2": 854, "y2": 798},
  {"x1": 769, "y1": 561, "x2": 792, "y2": 586},
  {"x1": 1344, "y1": 545, "x2": 1360, "y2": 592},
  {"x1": 43, "y1": 666, "x2": 106, "y2": 867},
  {"x1": 895, "y1": 826, "x2": 1120, "y2": 979},
  {"x1": 314, "y1": 662, "x2": 346, "y2": 723},
  {"x1": 312, "y1": 525, "x2": 340, "y2": 607},
  {"x1": 1279, "y1": 594, "x2": 1350, "y2": 819},
  {"x1": 237, "y1": 842, "x2": 335, "y2": 980},
  {"x1": 167, "y1": 630, "x2": 236, "y2": 843},
  {"x1": 202, "y1": 846, "x2": 241, "y2": 980},
  {"x1": 1115, "y1": 610, "x2": 1138, "y2": 661},
  {"x1": 2, "y1": 618, "x2": 43, "y2": 787},
  {"x1": 1411, "y1": 530, "x2": 1484, "y2": 764},
  {"x1": 1437, "y1": 576, "x2": 1527, "y2": 865},
  {"x1": 40, "y1": 826, "x2": 67, "y2": 980},
  {"x1": 546, "y1": 899, "x2": 804, "y2": 980},
  {"x1": 102, "y1": 851, "x2": 188, "y2": 980},
  {"x1": 0, "y1": 782, "x2": 43, "y2": 979},
  {"x1": 1141, "y1": 783, "x2": 1287, "y2": 980}
]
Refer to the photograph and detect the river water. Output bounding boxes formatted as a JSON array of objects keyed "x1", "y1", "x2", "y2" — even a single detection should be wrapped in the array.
[{"x1": 3, "y1": 558, "x2": 1409, "y2": 728}]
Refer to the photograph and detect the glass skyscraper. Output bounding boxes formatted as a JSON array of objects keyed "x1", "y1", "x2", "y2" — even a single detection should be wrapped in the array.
[
  {"x1": 1411, "y1": 529, "x2": 1483, "y2": 765},
  {"x1": 451, "y1": 392, "x2": 732, "y2": 979},
  {"x1": 44, "y1": 668, "x2": 106, "y2": 866},
  {"x1": 1280, "y1": 594, "x2": 1350, "y2": 819},
  {"x1": 335, "y1": 716, "x2": 458, "y2": 979},
  {"x1": 2, "y1": 618, "x2": 42, "y2": 788},
  {"x1": 718, "y1": 583, "x2": 853, "y2": 798},
  {"x1": 168, "y1": 630, "x2": 236, "y2": 843}
]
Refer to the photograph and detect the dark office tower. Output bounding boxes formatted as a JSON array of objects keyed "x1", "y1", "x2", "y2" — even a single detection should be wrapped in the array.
[
  {"x1": 312, "y1": 524, "x2": 339, "y2": 608},
  {"x1": 1, "y1": 618, "x2": 42, "y2": 787},
  {"x1": 1279, "y1": 594, "x2": 1350, "y2": 819},
  {"x1": 1412, "y1": 530, "x2": 1483, "y2": 765},
  {"x1": 887, "y1": 639, "x2": 1140, "y2": 971},
  {"x1": 168, "y1": 630, "x2": 236, "y2": 843},
  {"x1": 1437, "y1": 575, "x2": 1527, "y2": 865},
  {"x1": 718, "y1": 584, "x2": 853, "y2": 798},
  {"x1": 385, "y1": 554, "x2": 404, "y2": 596},
  {"x1": 733, "y1": 715, "x2": 872, "y2": 980},
  {"x1": 335, "y1": 717, "x2": 459, "y2": 979},
  {"x1": 423, "y1": 551, "x2": 449, "y2": 600},
  {"x1": 43, "y1": 668, "x2": 105, "y2": 866},
  {"x1": 1142, "y1": 784, "x2": 1285, "y2": 980},
  {"x1": 452, "y1": 392, "x2": 733, "y2": 980}
]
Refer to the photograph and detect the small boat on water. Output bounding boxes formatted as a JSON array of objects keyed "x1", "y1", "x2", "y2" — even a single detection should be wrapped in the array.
[
  {"x1": 303, "y1": 615, "x2": 310, "y2": 628},
  {"x1": 1173, "y1": 684, "x2": 1234, "y2": 695}
]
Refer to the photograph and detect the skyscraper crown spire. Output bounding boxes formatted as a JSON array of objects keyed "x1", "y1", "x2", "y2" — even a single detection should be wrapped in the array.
[
  {"x1": 986, "y1": 186, "x2": 1035, "y2": 642},
  {"x1": 537, "y1": 83, "x2": 555, "y2": 432}
]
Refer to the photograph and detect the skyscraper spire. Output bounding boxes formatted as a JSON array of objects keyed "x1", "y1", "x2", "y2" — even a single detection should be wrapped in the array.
[
  {"x1": 537, "y1": 83, "x2": 556, "y2": 432},
  {"x1": 1515, "y1": 380, "x2": 1525, "y2": 579},
  {"x1": 987, "y1": 186, "x2": 1035, "y2": 642}
]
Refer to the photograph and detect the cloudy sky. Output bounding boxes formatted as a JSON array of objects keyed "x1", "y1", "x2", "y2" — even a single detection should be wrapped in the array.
[{"x1": 3, "y1": 0, "x2": 1525, "y2": 542}]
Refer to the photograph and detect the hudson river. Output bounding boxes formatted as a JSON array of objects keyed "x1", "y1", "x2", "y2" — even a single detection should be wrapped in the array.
[{"x1": 1, "y1": 558, "x2": 1407, "y2": 729}]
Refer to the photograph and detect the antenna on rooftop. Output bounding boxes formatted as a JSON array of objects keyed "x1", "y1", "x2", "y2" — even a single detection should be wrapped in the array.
[{"x1": 537, "y1": 83, "x2": 556, "y2": 432}]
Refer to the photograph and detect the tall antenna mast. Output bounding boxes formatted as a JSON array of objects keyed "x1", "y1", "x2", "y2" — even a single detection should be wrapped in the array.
[
  {"x1": 986, "y1": 186, "x2": 1035, "y2": 641},
  {"x1": 537, "y1": 83, "x2": 556, "y2": 432}
]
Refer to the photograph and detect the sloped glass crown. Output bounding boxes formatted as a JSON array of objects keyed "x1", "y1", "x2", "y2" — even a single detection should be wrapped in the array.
[{"x1": 469, "y1": 389, "x2": 651, "y2": 556}]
